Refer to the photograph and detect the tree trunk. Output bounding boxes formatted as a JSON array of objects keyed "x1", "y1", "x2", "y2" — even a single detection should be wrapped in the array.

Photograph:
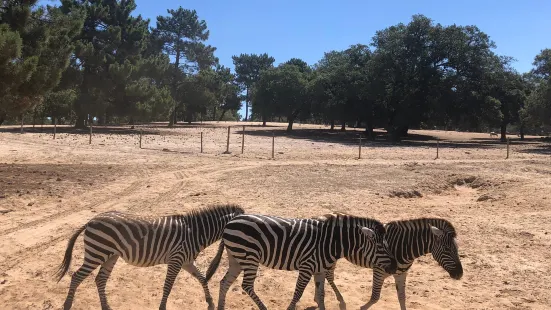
[
  {"x1": 389, "y1": 127, "x2": 401, "y2": 142},
  {"x1": 340, "y1": 120, "x2": 346, "y2": 131},
  {"x1": 98, "y1": 114, "x2": 105, "y2": 125},
  {"x1": 32, "y1": 109, "x2": 37, "y2": 128},
  {"x1": 245, "y1": 88, "x2": 249, "y2": 121},
  {"x1": 365, "y1": 123, "x2": 374, "y2": 140},
  {"x1": 169, "y1": 47, "x2": 181, "y2": 127},
  {"x1": 287, "y1": 117, "x2": 294, "y2": 132},
  {"x1": 213, "y1": 106, "x2": 217, "y2": 121},
  {"x1": 500, "y1": 123, "x2": 507, "y2": 142},
  {"x1": 0, "y1": 113, "x2": 5, "y2": 126},
  {"x1": 399, "y1": 126, "x2": 409, "y2": 137},
  {"x1": 185, "y1": 109, "x2": 193, "y2": 124},
  {"x1": 519, "y1": 125, "x2": 525, "y2": 141},
  {"x1": 75, "y1": 113, "x2": 87, "y2": 129},
  {"x1": 219, "y1": 109, "x2": 227, "y2": 121},
  {"x1": 330, "y1": 119, "x2": 335, "y2": 130}
]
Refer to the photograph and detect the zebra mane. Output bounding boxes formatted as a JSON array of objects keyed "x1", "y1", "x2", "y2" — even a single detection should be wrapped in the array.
[
  {"x1": 386, "y1": 217, "x2": 457, "y2": 237},
  {"x1": 315, "y1": 212, "x2": 385, "y2": 233},
  {"x1": 180, "y1": 203, "x2": 245, "y2": 220}
]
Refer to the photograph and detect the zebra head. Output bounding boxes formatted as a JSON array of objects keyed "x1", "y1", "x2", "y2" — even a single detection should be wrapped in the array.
[{"x1": 430, "y1": 224, "x2": 463, "y2": 280}]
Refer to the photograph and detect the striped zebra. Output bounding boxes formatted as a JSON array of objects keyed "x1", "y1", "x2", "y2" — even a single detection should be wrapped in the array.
[
  {"x1": 317, "y1": 217, "x2": 463, "y2": 310},
  {"x1": 206, "y1": 212, "x2": 397, "y2": 310},
  {"x1": 54, "y1": 204, "x2": 244, "y2": 310}
]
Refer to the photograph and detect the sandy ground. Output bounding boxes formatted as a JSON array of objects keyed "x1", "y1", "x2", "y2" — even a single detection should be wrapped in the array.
[{"x1": 0, "y1": 122, "x2": 550, "y2": 310}]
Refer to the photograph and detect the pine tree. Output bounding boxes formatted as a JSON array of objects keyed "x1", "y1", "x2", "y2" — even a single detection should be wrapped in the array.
[
  {"x1": 152, "y1": 7, "x2": 217, "y2": 125},
  {"x1": 0, "y1": 1, "x2": 83, "y2": 125}
]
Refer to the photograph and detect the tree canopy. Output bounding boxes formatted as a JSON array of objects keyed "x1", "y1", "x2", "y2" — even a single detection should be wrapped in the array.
[{"x1": 1, "y1": 3, "x2": 548, "y2": 139}]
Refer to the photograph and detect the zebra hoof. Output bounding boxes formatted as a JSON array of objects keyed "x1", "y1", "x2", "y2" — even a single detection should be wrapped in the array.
[{"x1": 63, "y1": 300, "x2": 73, "y2": 310}]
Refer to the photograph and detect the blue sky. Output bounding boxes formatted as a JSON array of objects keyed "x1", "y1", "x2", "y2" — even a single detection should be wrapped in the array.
[{"x1": 42, "y1": 0, "x2": 551, "y2": 118}]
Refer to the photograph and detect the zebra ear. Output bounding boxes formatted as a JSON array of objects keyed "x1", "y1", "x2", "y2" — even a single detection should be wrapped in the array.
[
  {"x1": 361, "y1": 227, "x2": 375, "y2": 239},
  {"x1": 430, "y1": 226, "x2": 444, "y2": 237}
]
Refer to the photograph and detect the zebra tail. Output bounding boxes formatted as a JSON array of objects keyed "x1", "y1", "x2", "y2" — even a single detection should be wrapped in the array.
[
  {"x1": 54, "y1": 225, "x2": 86, "y2": 282},
  {"x1": 205, "y1": 240, "x2": 225, "y2": 282}
]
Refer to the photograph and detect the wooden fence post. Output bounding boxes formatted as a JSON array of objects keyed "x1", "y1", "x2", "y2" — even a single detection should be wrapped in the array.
[
  {"x1": 224, "y1": 126, "x2": 231, "y2": 154},
  {"x1": 436, "y1": 139, "x2": 439, "y2": 159},
  {"x1": 358, "y1": 134, "x2": 362, "y2": 159},
  {"x1": 89, "y1": 119, "x2": 92, "y2": 144},
  {"x1": 20, "y1": 115, "x2": 24, "y2": 134},
  {"x1": 200, "y1": 132, "x2": 203, "y2": 153},
  {"x1": 53, "y1": 117, "x2": 57, "y2": 139},
  {"x1": 506, "y1": 138, "x2": 510, "y2": 159},
  {"x1": 272, "y1": 131, "x2": 275, "y2": 159},
  {"x1": 241, "y1": 125, "x2": 245, "y2": 154},
  {"x1": 139, "y1": 129, "x2": 142, "y2": 149}
]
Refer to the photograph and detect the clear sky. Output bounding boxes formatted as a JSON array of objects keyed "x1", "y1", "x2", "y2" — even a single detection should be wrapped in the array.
[{"x1": 42, "y1": 0, "x2": 551, "y2": 118}]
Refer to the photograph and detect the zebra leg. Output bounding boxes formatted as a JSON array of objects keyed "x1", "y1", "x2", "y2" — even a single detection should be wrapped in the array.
[
  {"x1": 313, "y1": 272, "x2": 326, "y2": 310},
  {"x1": 241, "y1": 263, "x2": 267, "y2": 310},
  {"x1": 63, "y1": 256, "x2": 103, "y2": 310},
  {"x1": 286, "y1": 269, "x2": 313, "y2": 310},
  {"x1": 360, "y1": 268, "x2": 389, "y2": 310},
  {"x1": 94, "y1": 254, "x2": 119, "y2": 310},
  {"x1": 182, "y1": 263, "x2": 215, "y2": 310},
  {"x1": 217, "y1": 252, "x2": 242, "y2": 310},
  {"x1": 159, "y1": 257, "x2": 184, "y2": 310},
  {"x1": 324, "y1": 266, "x2": 346, "y2": 310},
  {"x1": 394, "y1": 272, "x2": 408, "y2": 310}
]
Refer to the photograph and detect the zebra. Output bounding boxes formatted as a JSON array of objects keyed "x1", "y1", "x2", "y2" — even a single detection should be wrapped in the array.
[
  {"x1": 316, "y1": 217, "x2": 463, "y2": 310},
  {"x1": 54, "y1": 204, "x2": 245, "y2": 310},
  {"x1": 206, "y1": 212, "x2": 398, "y2": 310}
]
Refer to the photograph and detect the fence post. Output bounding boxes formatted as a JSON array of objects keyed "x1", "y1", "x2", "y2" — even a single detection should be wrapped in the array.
[
  {"x1": 89, "y1": 119, "x2": 92, "y2": 144},
  {"x1": 139, "y1": 129, "x2": 142, "y2": 149},
  {"x1": 506, "y1": 138, "x2": 510, "y2": 159},
  {"x1": 241, "y1": 125, "x2": 245, "y2": 154},
  {"x1": 358, "y1": 134, "x2": 362, "y2": 159},
  {"x1": 53, "y1": 117, "x2": 57, "y2": 139},
  {"x1": 200, "y1": 132, "x2": 203, "y2": 153},
  {"x1": 223, "y1": 126, "x2": 231, "y2": 154},
  {"x1": 436, "y1": 139, "x2": 439, "y2": 159},
  {"x1": 272, "y1": 131, "x2": 275, "y2": 159},
  {"x1": 20, "y1": 115, "x2": 24, "y2": 134}
]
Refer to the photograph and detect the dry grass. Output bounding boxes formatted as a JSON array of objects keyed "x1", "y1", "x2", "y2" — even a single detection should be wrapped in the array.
[{"x1": 0, "y1": 122, "x2": 550, "y2": 310}]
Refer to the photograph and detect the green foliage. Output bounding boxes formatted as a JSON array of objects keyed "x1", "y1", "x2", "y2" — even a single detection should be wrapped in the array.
[
  {"x1": 0, "y1": 1, "x2": 83, "y2": 124},
  {"x1": 522, "y1": 50, "x2": 551, "y2": 128},
  {"x1": 0, "y1": 3, "x2": 544, "y2": 136},
  {"x1": 252, "y1": 59, "x2": 312, "y2": 131},
  {"x1": 232, "y1": 53, "x2": 275, "y2": 120},
  {"x1": 151, "y1": 7, "x2": 216, "y2": 125},
  {"x1": 532, "y1": 49, "x2": 551, "y2": 79}
]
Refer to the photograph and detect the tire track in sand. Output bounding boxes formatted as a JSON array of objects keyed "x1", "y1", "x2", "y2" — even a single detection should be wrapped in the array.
[
  {"x1": 1, "y1": 161, "x2": 262, "y2": 272},
  {"x1": 0, "y1": 179, "x2": 144, "y2": 238}
]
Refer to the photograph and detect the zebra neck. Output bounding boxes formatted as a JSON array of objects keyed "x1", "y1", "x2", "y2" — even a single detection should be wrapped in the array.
[{"x1": 388, "y1": 225, "x2": 433, "y2": 264}]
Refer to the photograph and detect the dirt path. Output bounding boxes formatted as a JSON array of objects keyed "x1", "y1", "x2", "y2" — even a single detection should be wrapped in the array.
[{"x1": 1, "y1": 123, "x2": 550, "y2": 309}]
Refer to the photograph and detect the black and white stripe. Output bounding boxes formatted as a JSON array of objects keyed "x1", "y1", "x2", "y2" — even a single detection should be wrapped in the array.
[
  {"x1": 322, "y1": 217, "x2": 463, "y2": 310},
  {"x1": 55, "y1": 204, "x2": 244, "y2": 310},
  {"x1": 207, "y1": 212, "x2": 397, "y2": 310}
]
